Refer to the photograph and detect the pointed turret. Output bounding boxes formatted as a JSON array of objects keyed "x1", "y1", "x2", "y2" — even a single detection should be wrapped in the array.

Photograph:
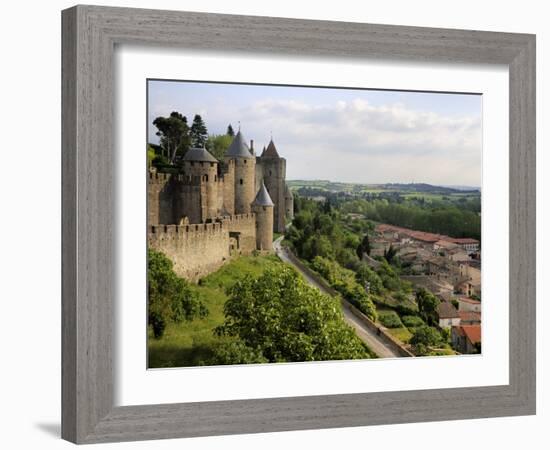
[
  {"x1": 226, "y1": 130, "x2": 254, "y2": 159},
  {"x1": 263, "y1": 139, "x2": 280, "y2": 158},
  {"x1": 225, "y1": 130, "x2": 256, "y2": 214},
  {"x1": 252, "y1": 182, "x2": 274, "y2": 251},
  {"x1": 252, "y1": 182, "x2": 274, "y2": 207}
]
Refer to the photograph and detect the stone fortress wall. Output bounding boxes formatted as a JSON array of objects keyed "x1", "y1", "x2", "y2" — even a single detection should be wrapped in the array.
[{"x1": 147, "y1": 131, "x2": 293, "y2": 281}]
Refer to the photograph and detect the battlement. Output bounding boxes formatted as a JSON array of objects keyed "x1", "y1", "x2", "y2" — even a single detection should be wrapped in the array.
[
  {"x1": 149, "y1": 221, "x2": 224, "y2": 237},
  {"x1": 148, "y1": 172, "x2": 172, "y2": 183},
  {"x1": 219, "y1": 213, "x2": 256, "y2": 223}
]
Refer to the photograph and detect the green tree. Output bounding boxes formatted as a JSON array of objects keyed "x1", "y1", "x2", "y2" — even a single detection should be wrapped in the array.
[
  {"x1": 206, "y1": 134, "x2": 233, "y2": 160},
  {"x1": 148, "y1": 249, "x2": 208, "y2": 338},
  {"x1": 216, "y1": 266, "x2": 371, "y2": 362},
  {"x1": 152, "y1": 111, "x2": 191, "y2": 163},
  {"x1": 384, "y1": 243, "x2": 397, "y2": 264},
  {"x1": 355, "y1": 263, "x2": 383, "y2": 295},
  {"x1": 356, "y1": 233, "x2": 371, "y2": 258},
  {"x1": 416, "y1": 288, "x2": 440, "y2": 325},
  {"x1": 226, "y1": 124, "x2": 235, "y2": 136},
  {"x1": 190, "y1": 114, "x2": 208, "y2": 147},
  {"x1": 410, "y1": 325, "x2": 443, "y2": 355}
]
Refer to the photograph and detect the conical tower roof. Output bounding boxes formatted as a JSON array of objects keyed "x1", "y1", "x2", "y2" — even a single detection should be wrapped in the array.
[
  {"x1": 182, "y1": 147, "x2": 218, "y2": 163},
  {"x1": 252, "y1": 182, "x2": 274, "y2": 207},
  {"x1": 226, "y1": 130, "x2": 253, "y2": 159},
  {"x1": 263, "y1": 139, "x2": 280, "y2": 158}
]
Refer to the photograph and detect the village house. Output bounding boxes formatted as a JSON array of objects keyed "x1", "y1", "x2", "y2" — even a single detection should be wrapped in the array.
[
  {"x1": 451, "y1": 325, "x2": 481, "y2": 354},
  {"x1": 458, "y1": 310, "x2": 481, "y2": 325},
  {"x1": 457, "y1": 296, "x2": 481, "y2": 313},
  {"x1": 448, "y1": 238, "x2": 480, "y2": 253},
  {"x1": 437, "y1": 301, "x2": 461, "y2": 329}
]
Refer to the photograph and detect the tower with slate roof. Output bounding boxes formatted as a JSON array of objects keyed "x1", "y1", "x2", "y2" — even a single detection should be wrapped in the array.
[
  {"x1": 182, "y1": 146, "x2": 219, "y2": 219},
  {"x1": 225, "y1": 130, "x2": 256, "y2": 214},
  {"x1": 252, "y1": 182, "x2": 274, "y2": 251},
  {"x1": 258, "y1": 138, "x2": 287, "y2": 233}
]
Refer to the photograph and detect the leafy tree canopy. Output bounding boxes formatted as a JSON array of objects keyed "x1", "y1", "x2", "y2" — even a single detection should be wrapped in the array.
[
  {"x1": 152, "y1": 111, "x2": 191, "y2": 163},
  {"x1": 206, "y1": 134, "x2": 233, "y2": 160},
  {"x1": 226, "y1": 124, "x2": 235, "y2": 136},
  {"x1": 410, "y1": 325, "x2": 443, "y2": 355},
  {"x1": 416, "y1": 287, "x2": 440, "y2": 325},
  {"x1": 215, "y1": 266, "x2": 371, "y2": 363}
]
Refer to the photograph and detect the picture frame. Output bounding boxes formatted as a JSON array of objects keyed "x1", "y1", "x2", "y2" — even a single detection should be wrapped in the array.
[{"x1": 61, "y1": 4, "x2": 536, "y2": 444}]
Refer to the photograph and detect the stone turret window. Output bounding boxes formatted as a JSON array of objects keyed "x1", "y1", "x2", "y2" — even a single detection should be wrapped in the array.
[
  {"x1": 269, "y1": 170, "x2": 272, "y2": 176},
  {"x1": 239, "y1": 179, "x2": 243, "y2": 185},
  {"x1": 204, "y1": 175, "x2": 208, "y2": 182}
]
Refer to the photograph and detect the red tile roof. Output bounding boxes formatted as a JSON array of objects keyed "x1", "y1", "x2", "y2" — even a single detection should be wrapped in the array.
[
  {"x1": 461, "y1": 325, "x2": 481, "y2": 343},
  {"x1": 376, "y1": 224, "x2": 478, "y2": 246},
  {"x1": 448, "y1": 238, "x2": 480, "y2": 245},
  {"x1": 458, "y1": 311, "x2": 481, "y2": 322}
]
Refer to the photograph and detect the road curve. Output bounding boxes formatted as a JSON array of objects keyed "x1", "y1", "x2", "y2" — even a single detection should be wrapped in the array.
[{"x1": 273, "y1": 236, "x2": 402, "y2": 359}]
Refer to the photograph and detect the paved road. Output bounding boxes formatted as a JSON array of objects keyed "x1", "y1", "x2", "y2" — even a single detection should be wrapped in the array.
[{"x1": 273, "y1": 236, "x2": 402, "y2": 358}]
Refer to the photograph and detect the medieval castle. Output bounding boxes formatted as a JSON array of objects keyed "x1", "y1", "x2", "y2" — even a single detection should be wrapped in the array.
[{"x1": 148, "y1": 130, "x2": 294, "y2": 281}]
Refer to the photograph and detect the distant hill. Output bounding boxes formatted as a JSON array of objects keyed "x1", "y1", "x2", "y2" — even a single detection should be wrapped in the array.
[{"x1": 287, "y1": 180, "x2": 480, "y2": 195}]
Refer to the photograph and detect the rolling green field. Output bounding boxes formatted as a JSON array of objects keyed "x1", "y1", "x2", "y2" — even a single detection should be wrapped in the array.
[{"x1": 148, "y1": 254, "x2": 283, "y2": 368}]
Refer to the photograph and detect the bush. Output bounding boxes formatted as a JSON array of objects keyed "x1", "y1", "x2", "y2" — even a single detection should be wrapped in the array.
[
  {"x1": 148, "y1": 249, "x2": 208, "y2": 338},
  {"x1": 205, "y1": 341, "x2": 268, "y2": 366},
  {"x1": 394, "y1": 303, "x2": 418, "y2": 316},
  {"x1": 311, "y1": 256, "x2": 377, "y2": 320},
  {"x1": 378, "y1": 310, "x2": 403, "y2": 328},
  {"x1": 410, "y1": 325, "x2": 444, "y2": 355},
  {"x1": 401, "y1": 315, "x2": 425, "y2": 328}
]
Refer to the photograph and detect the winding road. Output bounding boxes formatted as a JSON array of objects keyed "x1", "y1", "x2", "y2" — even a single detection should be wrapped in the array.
[{"x1": 273, "y1": 236, "x2": 402, "y2": 358}]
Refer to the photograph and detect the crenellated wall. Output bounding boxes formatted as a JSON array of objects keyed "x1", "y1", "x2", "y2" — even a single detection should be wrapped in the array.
[
  {"x1": 148, "y1": 213, "x2": 258, "y2": 281},
  {"x1": 220, "y1": 213, "x2": 257, "y2": 254},
  {"x1": 148, "y1": 222, "x2": 230, "y2": 282},
  {"x1": 147, "y1": 172, "x2": 175, "y2": 225}
]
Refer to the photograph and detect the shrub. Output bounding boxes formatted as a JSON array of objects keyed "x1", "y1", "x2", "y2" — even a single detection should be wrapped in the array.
[
  {"x1": 378, "y1": 310, "x2": 403, "y2": 328},
  {"x1": 401, "y1": 315, "x2": 425, "y2": 328},
  {"x1": 148, "y1": 249, "x2": 208, "y2": 338},
  {"x1": 311, "y1": 256, "x2": 377, "y2": 321}
]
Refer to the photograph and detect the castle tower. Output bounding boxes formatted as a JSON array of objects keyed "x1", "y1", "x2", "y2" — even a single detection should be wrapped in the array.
[
  {"x1": 182, "y1": 147, "x2": 219, "y2": 220},
  {"x1": 252, "y1": 182, "x2": 274, "y2": 251},
  {"x1": 284, "y1": 184, "x2": 294, "y2": 221},
  {"x1": 259, "y1": 138, "x2": 286, "y2": 233},
  {"x1": 225, "y1": 131, "x2": 256, "y2": 214}
]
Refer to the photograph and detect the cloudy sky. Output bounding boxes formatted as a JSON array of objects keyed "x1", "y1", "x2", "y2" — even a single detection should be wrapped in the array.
[{"x1": 147, "y1": 80, "x2": 481, "y2": 187}]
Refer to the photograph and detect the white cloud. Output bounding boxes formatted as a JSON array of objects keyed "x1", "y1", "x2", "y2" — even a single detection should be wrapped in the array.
[{"x1": 149, "y1": 94, "x2": 481, "y2": 186}]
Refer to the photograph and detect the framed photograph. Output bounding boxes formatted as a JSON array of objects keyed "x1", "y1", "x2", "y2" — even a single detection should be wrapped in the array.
[{"x1": 62, "y1": 5, "x2": 536, "y2": 444}]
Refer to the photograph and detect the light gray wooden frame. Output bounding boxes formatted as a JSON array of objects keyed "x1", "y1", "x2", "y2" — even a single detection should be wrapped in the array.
[{"x1": 61, "y1": 4, "x2": 536, "y2": 444}]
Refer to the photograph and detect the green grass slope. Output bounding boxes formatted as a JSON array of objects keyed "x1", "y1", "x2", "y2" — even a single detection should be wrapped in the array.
[{"x1": 148, "y1": 254, "x2": 283, "y2": 368}]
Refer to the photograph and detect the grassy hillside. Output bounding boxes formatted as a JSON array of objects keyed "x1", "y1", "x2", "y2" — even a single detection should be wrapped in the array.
[{"x1": 148, "y1": 254, "x2": 283, "y2": 368}]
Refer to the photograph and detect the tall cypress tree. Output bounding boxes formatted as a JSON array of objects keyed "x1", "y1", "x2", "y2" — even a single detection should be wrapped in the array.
[
  {"x1": 190, "y1": 114, "x2": 208, "y2": 147},
  {"x1": 226, "y1": 124, "x2": 235, "y2": 136}
]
